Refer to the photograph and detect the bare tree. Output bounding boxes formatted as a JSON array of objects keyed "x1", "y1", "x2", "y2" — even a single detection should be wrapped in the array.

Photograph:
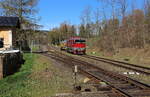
[
  {"x1": 144, "y1": 0, "x2": 150, "y2": 44},
  {"x1": 79, "y1": 24, "x2": 86, "y2": 38},
  {"x1": 118, "y1": 0, "x2": 128, "y2": 18},
  {"x1": 0, "y1": 0, "x2": 39, "y2": 50},
  {"x1": 93, "y1": 8, "x2": 102, "y2": 36},
  {"x1": 80, "y1": 6, "x2": 92, "y2": 25},
  {"x1": 0, "y1": 0, "x2": 38, "y2": 28},
  {"x1": 80, "y1": 6, "x2": 93, "y2": 38}
]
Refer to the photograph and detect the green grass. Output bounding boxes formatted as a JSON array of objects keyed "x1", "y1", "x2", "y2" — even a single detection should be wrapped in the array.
[
  {"x1": 0, "y1": 53, "x2": 35, "y2": 97},
  {"x1": 0, "y1": 54, "x2": 37, "y2": 97},
  {"x1": 31, "y1": 46, "x2": 40, "y2": 52},
  {"x1": 0, "y1": 53, "x2": 72, "y2": 97}
]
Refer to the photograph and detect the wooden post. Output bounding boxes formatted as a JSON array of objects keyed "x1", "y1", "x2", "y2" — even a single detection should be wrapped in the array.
[{"x1": 0, "y1": 55, "x2": 4, "y2": 79}]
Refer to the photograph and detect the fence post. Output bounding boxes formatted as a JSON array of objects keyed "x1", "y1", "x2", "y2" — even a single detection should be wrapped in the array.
[{"x1": 0, "y1": 55, "x2": 4, "y2": 79}]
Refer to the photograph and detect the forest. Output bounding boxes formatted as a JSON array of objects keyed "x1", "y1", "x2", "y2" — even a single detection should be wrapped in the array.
[
  {"x1": 0, "y1": 0, "x2": 150, "y2": 53},
  {"x1": 48, "y1": 0, "x2": 150, "y2": 53}
]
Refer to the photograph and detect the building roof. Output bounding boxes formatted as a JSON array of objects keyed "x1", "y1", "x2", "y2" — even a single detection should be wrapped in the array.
[{"x1": 0, "y1": 16, "x2": 20, "y2": 28}]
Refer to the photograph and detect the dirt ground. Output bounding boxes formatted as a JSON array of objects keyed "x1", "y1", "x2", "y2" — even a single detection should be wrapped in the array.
[
  {"x1": 42, "y1": 53, "x2": 113, "y2": 97},
  {"x1": 54, "y1": 92, "x2": 109, "y2": 97}
]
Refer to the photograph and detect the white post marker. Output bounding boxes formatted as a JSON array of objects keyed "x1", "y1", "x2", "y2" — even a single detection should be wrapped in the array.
[
  {"x1": 74, "y1": 65, "x2": 78, "y2": 89},
  {"x1": 74, "y1": 65, "x2": 78, "y2": 73}
]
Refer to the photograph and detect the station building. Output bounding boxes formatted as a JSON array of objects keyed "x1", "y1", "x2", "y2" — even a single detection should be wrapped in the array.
[
  {"x1": 0, "y1": 16, "x2": 23, "y2": 79},
  {"x1": 0, "y1": 16, "x2": 20, "y2": 50}
]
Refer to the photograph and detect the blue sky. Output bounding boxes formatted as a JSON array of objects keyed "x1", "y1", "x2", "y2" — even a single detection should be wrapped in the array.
[{"x1": 37, "y1": 0, "x2": 144, "y2": 30}]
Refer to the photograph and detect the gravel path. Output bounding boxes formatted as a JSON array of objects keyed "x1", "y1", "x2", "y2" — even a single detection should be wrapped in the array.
[{"x1": 54, "y1": 92, "x2": 109, "y2": 97}]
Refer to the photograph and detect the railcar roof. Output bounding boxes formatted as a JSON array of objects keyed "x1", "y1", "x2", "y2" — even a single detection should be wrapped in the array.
[{"x1": 68, "y1": 37, "x2": 85, "y2": 40}]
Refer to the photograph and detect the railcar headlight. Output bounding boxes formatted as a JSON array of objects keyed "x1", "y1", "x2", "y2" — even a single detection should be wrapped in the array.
[
  {"x1": 81, "y1": 48, "x2": 85, "y2": 50},
  {"x1": 73, "y1": 48, "x2": 78, "y2": 50}
]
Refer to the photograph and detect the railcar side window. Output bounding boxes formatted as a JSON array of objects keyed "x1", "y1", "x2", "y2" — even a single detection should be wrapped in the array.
[{"x1": 75, "y1": 40, "x2": 85, "y2": 43}]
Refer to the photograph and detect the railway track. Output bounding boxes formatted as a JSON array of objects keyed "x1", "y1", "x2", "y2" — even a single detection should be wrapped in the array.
[
  {"x1": 42, "y1": 50, "x2": 150, "y2": 97},
  {"x1": 81, "y1": 55, "x2": 150, "y2": 75}
]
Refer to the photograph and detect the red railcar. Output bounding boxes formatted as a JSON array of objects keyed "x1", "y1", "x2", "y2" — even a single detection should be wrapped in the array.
[{"x1": 66, "y1": 37, "x2": 86, "y2": 54}]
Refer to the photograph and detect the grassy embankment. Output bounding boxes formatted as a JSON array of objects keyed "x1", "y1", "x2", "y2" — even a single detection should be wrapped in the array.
[
  {"x1": 0, "y1": 53, "x2": 73, "y2": 97},
  {"x1": 84, "y1": 38, "x2": 150, "y2": 84},
  {"x1": 86, "y1": 38, "x2": 150, "y2": 67}
]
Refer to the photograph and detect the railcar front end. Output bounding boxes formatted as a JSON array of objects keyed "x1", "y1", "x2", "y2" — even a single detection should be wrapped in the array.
[{"x1": 67, "y1": 37, "x2": 86, "y2": 55}]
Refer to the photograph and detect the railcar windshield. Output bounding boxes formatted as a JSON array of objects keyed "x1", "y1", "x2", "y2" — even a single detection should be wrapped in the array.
[{"x1": 75, "y1": 40, "x2": 86, "y2": 43}]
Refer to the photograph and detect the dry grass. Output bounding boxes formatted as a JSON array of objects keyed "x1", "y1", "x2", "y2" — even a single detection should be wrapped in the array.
[{"x1": 86, "y1": 47, "x2": 150, "y2": 68}]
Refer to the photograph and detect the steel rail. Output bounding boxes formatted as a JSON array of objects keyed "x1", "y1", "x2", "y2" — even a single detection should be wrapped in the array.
[
  {"x1": 43, "y1": 52, "x2": 131, "y2": 97},
  {"x1": 41, "y1": 50, "x2": 150, "y2": 97}
]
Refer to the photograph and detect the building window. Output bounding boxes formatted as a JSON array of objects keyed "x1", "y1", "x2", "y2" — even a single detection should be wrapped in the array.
[{"x1": 0, "y1": 38, "x2": 4, "y2": 48}]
